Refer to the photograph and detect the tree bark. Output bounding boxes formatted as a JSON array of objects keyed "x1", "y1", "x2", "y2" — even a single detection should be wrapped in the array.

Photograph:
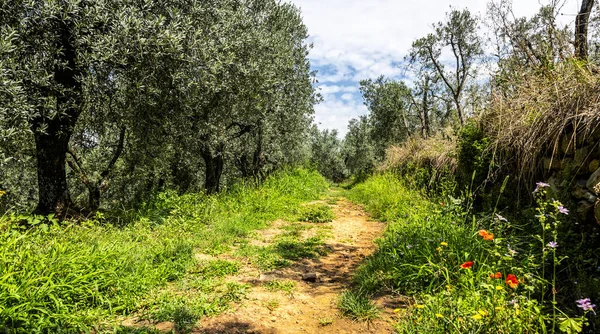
[
  {"x1": 201, "y1": 144, "x2": 224, "y2": 194},
  {"x1": 575, "y1": 0, "x2": 595, "y2": 59},
  {"x1": 422, "y1": 76, "x2": 431, "y2": 139},
  {"x1": 33, "y1": 125, "x2": 74, "y2": 215},
  {"x1": 31, "y1": 19, "x2": 81, "y2": 216}
]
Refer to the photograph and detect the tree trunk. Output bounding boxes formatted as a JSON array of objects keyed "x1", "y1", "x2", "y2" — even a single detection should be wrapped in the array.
[
  {"x1": 422, "y1": 76, "x2": 431, "y2": 139},
  {"x1": 575, "y1": 0, "x2": 595, "y2": 59},
  {"x1": 201, "y1": 145, "x2": 224, "y2": 194},
  {"x1": 33, "y1": 126, "x2": 74, "y2": 215},
  {"x1": 87, "y1": 185, "x2": 101, "y2": 212},
  {"x1": 455, "y1": 98, "x2": 464, "y2": 126},
  {"x1": 31, "y1": 18, "x2": 81, "y2": 216}
]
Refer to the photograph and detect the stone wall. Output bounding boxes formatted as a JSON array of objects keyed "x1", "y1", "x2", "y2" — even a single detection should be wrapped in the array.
[{"x1": 545, "y1": 130, "x2": 600, "y2": 224}]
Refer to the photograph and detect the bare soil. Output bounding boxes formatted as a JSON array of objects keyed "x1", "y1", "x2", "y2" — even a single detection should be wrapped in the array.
[{"x1": 196, "y1": 195, "x2": 395, "y2": 334}]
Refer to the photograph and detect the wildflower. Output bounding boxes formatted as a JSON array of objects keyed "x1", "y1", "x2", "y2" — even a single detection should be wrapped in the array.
[
  {"x1": 508, "y1": 299, "x2": 517, "y2": 306},
  {"x1": 406, "y1": 244, "x2": 413, "y2": 249},
  {"x1": 490, "y1": 272, "x2": 502, "y2": 279},
  {"x1": 440, "y1": 242, "x2": 448, "y2": 247},
  {"x1": 477, "y1": 309, "x2": 488, "y2": 317},
  {"x1": 436, "y1": 247, "x2": 442, "y2": 252},
  {"x1": 435, "y1": 313, "x2": 444, "y2": 319},
  {"x1": 576, "y1": 298, "x2": 596, "y2": 312},
  {"x1": 0, "y1": 190, "x2": 6, "y2": 197},
  {"x1": 506, "y1": 274, "x2": 519, "y2": 289},
  {"x1": 507, "y1": 245, "x2": 518, "y2": 256},
  {"x1": 495, "y1": 213, "x2": 507, "y2": 222},
  {"x1": 460, "y1": 261, "x2": 474, "y2": 269},
  {"x1": 394, "y1": 308, "x2": 401, "y2": 313},
  {"x1": 495, "y1": 307, "x2": 504, "y2": 311},
  {"x1": 478, "y1": 229, "x2": 494, "y2": 241},
  {"x1": 472, "y1": 314, "x2": 483, "y2": 320},
  {"x1": 533, "y1": 182, "x2": 550, "y2": 194},
  {"x1": 416, "y1": 304, "x2": 425, "y2": 309},
  {"x1": 547, "y1": 241, "x2": 558, "y2": 248},
  {"x1": 558, "y1": 206, "x2": 569, "y2": 215},
  {"x1": 496, "y1": 286, "x2": 504, "y2": 291}
]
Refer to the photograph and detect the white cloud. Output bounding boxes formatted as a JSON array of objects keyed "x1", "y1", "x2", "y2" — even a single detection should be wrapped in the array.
[{"x1": 289, "y1": 0, "x2": 580, "y2": 136}]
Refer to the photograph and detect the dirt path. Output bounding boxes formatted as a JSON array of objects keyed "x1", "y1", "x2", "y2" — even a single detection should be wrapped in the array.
[{"x1": 197, "y1": 193, "x2": 394, "y2": 334}]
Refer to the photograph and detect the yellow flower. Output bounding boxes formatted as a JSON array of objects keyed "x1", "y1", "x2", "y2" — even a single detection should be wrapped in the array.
[
  {"x1": 440, "y1": 242, "x2": 448, "y2": 246},
  {"x1": 435, "y1": 313, "x2": 444, "y2": 319},
  {"x1": 495, "y1": 286, "x2": 504, "y2": 291},
  {"x1": 472, "y1": 314, "x2": 483, "y2": 320},
  {"x1": 417, "y1": 316, "x2": 423, "y2": 321},
  {"x1": 0, "y1": 190, "x2": 5, "y2": 197},
  {"x1": 495, "y1": 307, "x2": 505, "y2": 311},
  {"x1": 436, "y1": 247, "x2": 441, "y2": 252},
  {"x1": 416, "y1": 304, "x2": 425, "y2": 309},
  {"x1": 446, "y1": 285, "x2": 453, "y2": 292},
  {"x1": 394, "y1": 308, "x2": 401, "y2": 313},
  {"x1": 477, "y1": 309, "x2": 488, "y2": 317}
]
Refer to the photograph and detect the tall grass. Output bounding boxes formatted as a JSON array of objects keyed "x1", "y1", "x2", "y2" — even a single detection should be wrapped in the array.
[
  {"x1": 346, "y1": 173, "x2": 597, "y2": 333},
  {"x1": 0, "y1": 168, "x2": 328, "y2": 333}
]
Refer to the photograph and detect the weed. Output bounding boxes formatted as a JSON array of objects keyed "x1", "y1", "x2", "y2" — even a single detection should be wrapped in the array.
[
  {"x1": 318, "y1": 317, "x2": 333, "y2": 326},
  {"x1": 298, "y1": 204, "x2": 335, "y2": 223},
  {"x1": 264, "y1": 299, "x2": 280, "y2": 312},
  {"x1": 263, "y1": 280, "x2": 296, "y2": 297},
  {"x1": 338, "y1": 290, "x2": 380, "y2": 321},
  {"x1": 198, "y1": 260, "x2": 240, "y2": 278}
]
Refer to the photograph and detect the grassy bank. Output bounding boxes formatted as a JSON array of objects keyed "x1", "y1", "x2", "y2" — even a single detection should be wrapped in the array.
[
  {"x1": 0, "y1": 168, "x2": 328, "y2": 333},
  {"x1": 344, "y1": 173, "x2": 597, "y2": 333}
]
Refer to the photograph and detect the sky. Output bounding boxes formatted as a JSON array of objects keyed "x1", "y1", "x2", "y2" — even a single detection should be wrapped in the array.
[{"x1": 288, "y1": 0, "x2": 581, "y2": 136}]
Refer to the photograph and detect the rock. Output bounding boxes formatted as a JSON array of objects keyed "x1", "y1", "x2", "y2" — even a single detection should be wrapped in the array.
[
  {"x1": 595, "y1": 201, "x2": 600, "y2": 224},
  {"x1": 590, "y1": 160, "x2": 600, "y2": 174},
  {"x1": 260, "y1": 272, "x2": 280, "y2": 282},
  {"x1": 572, "y1": 186, "x2": 598, "y2": 203},
  {"x1": 577, "y1": 200, "x2": 595, "y2": 217},
  {"x1": 587, "y1": 167, "x2": 600, "y2": 195},
  {"x1": 301, "y1": 272, "x2": 320, "y2": 282}
]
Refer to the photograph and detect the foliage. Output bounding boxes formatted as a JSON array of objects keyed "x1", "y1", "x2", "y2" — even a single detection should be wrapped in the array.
[
  {"x1": 309, "y1": 127, "x2": 348, "y2": 182},
  {"x1": 0, "y1": 168, "x2": 327, "y2": 332},
  {"x1": 0, "y1": 0, "x2": 316, "y2": 214}
]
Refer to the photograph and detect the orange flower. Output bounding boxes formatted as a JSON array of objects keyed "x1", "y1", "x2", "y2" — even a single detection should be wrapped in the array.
[
  {"x1": 478, "y1": 229, "x2": 494, "y2": 241},
  {"x1": 490, "y1": 272, "x2": 502, "y2": 279},
  {"x1": 506, "y1": 274, "x2": 519, "y2": 289},
  {"x1": 460, "y1": 261, "x2": 474, "y2": 269}
]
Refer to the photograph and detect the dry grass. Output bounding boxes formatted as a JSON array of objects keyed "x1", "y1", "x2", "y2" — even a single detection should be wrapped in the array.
[
  {"x1": 482, "y1": 61, "x2": 600, "y2": 187},
  {"x1": 380, "y1": 133, "x2": 457, "y2": 173}
]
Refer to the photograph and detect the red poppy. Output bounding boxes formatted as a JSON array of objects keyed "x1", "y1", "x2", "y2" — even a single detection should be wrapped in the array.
[
  {"x1": 478, "y1": 229, "x2": 494, "y2": 241},
  {"x1": 460, "y1": 261, "x2": 474, "y2": 269},
  {"x1": 490, "y1": 272, "x2": 502, "y2": 279},
  {"x1": 506, "y1": 274, "x2": 519, "y2": 289}
]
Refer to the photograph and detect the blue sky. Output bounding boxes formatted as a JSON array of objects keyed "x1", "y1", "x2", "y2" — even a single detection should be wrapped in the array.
[{"x1": 289, "y1": 0, "x2": 580, "y2": 136}]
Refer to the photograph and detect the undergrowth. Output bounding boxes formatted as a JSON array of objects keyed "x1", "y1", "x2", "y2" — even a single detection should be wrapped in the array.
[
  {"x1": 345, "y1": 173, "x2": 599, "y2": 333},
  {"x1": 0, "y1": 168, "x2": 328, "y2": 333}
]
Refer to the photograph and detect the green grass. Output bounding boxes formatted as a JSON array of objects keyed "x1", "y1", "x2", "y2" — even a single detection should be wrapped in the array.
[
  {"x1": 236, "y1": 231, "x2": 329, "y2": 271},
  {"x1": 263, "y1": 280, "x2": 296, "y2": 297},
  {"x1": 337, "y1": 290, "x2": 380, "y2": 321},
  {"x1": 0, "y1": 168, "x2": 328, "y2": 333},
  {"x1": 344, "y1": 173, "x2": 556, "y2": 333},
  {"x1": 297, "y1": 203, "x2": 335, "y2": 223}
]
